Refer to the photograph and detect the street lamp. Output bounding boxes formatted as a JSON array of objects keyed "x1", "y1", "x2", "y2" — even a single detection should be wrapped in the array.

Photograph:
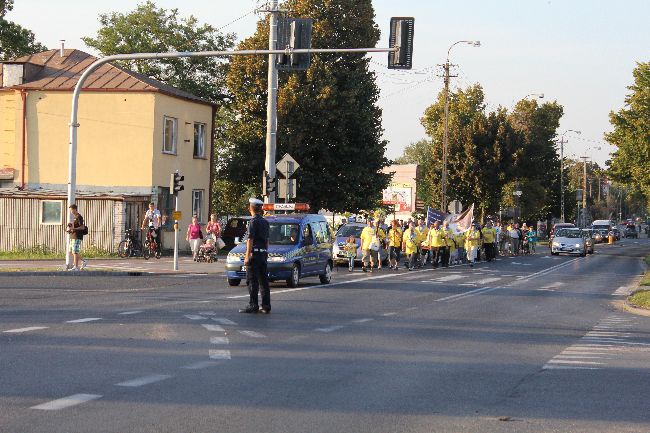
[
  {"x1": 513, "y1": 190, "x2": 523, "y2": 221},
  {"x1": 441, "y1": 40, "x2": 481, "y2": 212},
  {"x1": 558, "y1": 129, "x2": 581, "y2": 222}
]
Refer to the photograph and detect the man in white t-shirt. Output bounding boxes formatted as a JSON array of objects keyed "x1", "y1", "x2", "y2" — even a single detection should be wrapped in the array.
[{"x1": 142, "y1": 202, "x2": 162, "y2": 245}]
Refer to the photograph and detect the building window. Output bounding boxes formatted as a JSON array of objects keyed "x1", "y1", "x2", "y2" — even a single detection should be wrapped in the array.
[
  {"x1": 40, "y1": 200, "x2": 62, "y2": 225},
  {"x1": 193, "y1": 123, "x2": 206, "y2": 158},
  {"x1": 192, "y1": 190, "x2": 204, "y2": 222},
  {"x1": 163, "y1": 116, "x2": 177, "y2": 154}
]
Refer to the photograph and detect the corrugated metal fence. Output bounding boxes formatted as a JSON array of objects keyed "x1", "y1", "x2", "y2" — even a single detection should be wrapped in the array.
[{"x1": 0, "y1": 197, "x2": 118, "y2": 253}]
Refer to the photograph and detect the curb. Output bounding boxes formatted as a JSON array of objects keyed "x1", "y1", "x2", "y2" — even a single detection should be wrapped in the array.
[{"x1": 0, "y1": 270, "x2": 220, "y2": 277}]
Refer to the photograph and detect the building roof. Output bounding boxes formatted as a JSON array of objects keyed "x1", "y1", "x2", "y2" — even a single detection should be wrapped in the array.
[{"x1": 0, "y1": 49, "x2": 213, "y2": 106}]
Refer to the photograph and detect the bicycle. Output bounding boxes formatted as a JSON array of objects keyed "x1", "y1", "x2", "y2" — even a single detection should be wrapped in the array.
[
  {"x1": 117, "y1": 229, "x2": 142, "y2": 258},
  {"x1": 142, "y1": 224, "x2": 162, "y2": 260}
]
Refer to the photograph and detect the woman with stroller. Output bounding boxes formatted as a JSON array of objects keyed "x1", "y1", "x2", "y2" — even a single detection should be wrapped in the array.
[
  {"x1": 186, "y1": 215, "x2": 203, "y2": 261},
  {"x1": 206, "y1": 214, "x2": 223, "y2": 256}
]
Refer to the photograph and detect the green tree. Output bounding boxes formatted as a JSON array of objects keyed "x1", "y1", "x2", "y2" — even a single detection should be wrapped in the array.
[
  {"x1": 606, "y1": 62, "x2": 650, "y2": 209},
  {"x1": 217, "y1": 0, "x2": 390, "y2": 213},
  {"x1": 82, "y1": 1, "x2": 235, "y2": 103},
  {"x1": 0, "y1": 0, "x2": 47, "y2": 60}
]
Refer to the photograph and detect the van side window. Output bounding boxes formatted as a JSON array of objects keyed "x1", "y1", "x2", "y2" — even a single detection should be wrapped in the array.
[
  {"x1": 303, "y1": 225, "x2": 313, "y2": 246},
  {"x1": 318, "y1": 222, "x2": 331, "y2": 243}
]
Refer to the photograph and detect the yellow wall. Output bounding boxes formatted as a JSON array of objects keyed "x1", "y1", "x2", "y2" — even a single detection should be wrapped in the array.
[
  {"x1": 24, "y1": 91, "x2": 155, "y2": 188},
  {"x1": 153, "y1": 93, "x2": 212, "y2": 229},
  {"x1": 0, "y1": 91, "x2": 21, "y2": 177}
]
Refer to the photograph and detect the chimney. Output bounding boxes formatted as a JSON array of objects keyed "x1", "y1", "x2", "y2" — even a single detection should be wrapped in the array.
[{"x1": 60, "y1": 40, "x2": 65, "y2": 57}]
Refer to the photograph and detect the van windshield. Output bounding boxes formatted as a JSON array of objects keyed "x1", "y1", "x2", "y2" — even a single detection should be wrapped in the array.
[
  {"x1": 336, "y1": 225, "x2": 365, "y2": 238},
  {"x1": 269, "y1": 223, "x2": 301, "y2": 245}
]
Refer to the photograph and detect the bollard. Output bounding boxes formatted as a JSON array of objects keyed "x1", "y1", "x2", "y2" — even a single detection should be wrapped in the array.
[{"x1": 608, "y1": 234, "x2": 614, "y2": 244}]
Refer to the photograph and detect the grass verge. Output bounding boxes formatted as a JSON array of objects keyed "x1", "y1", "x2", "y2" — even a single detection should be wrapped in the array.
[{"x1": 627, "y1": 255, "x2": 650, "y2": 309}]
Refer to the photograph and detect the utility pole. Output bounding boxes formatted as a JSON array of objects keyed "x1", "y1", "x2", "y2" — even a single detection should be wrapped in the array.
[
  {"x1": 559, "y1": 136, "x2": 566, "y2": 222},
  {"x1": 441, "y1": 61, "x2": 451, "y2": 212},
  {"x1": 264, "y1": 0, "x2": 280, "y2": 204},
  {"x1": 581, "y1": 156, "x2": 588, "y2": 221}
]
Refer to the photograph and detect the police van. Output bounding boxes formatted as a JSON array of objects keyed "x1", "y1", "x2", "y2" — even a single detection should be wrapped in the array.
[{"x1": 225, "y1": 204, "x2": 333, "y2": 288}]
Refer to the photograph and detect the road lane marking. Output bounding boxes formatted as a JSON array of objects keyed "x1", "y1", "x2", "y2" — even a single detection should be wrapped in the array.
[
  {"x1": 118, "y1": 311, "x2": 143, "y2": 315},
  {"x1": 198, "y1": 311, "x2": 216, "y2": 316},
  {"x1": 184, "y1": 315, "x2": 207, "y2": 320},
  {"x1": 115, "y1": 374, "x2": 172, "y2": 387},
  {"x1": 212, "y1": 318, "x2": 237, "y2": 325},
  {"x1": 181, "y1": 361, "x2": 219, "y2": 369},
  {"x1": 352, "y1": 318, "x2": 374, "y2": 323},
  {"x1": 239, "y1": 330, "x2": 266, "y2": 338},
  {"x1": 315, "y1": 325, "x2": 344, "y2": 333},
  {"x1": 31, "y1": 394, "x2": 102, "y2": 410},
  {"x1": 554, "y1": 355, "x2": 609, "y2": 359},
  {"x1": 65, "y1": 318, "x2": 102, "y2": 323},
  {"x1": 382, "y1": 312, "x2": 397, "y2": 316},
  {"x1": 540, "y1": 282, "x2": 563, "y2": 289},
  {"x1": 3, "y1": 326, "x2": 48, "y2": 333},
  {"x1": 210, "y1": 336, "x2": 229, "y2": 344},
  {"x1": 209, "y1": 350, "x2": 231, "y2": 360},
  {"x1": 548, "y1": 359, "x2": 605, "y2": 365},
  {"x1": 435, "y1": 287, "x2": 497, "y2": 302},
  {"x1": 434, "y1": 275, "x2": 465, "y2": 282},
  {"x1": 202, "y1": 324, "x2": 225, "y2": 332},
  {"x1": 475, "y1": 277, "x2": 501, "y2": 285},
  {"x1": 543, "y1": 365, "x2": 600, "y2": 370}
]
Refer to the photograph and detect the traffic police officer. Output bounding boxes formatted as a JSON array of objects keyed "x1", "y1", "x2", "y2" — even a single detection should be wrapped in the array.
[{"x1": 239, "y1": 198, "x2": 271, "y2": 314}]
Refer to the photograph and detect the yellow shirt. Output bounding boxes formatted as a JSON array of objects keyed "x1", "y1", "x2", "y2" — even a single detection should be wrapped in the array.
[
  {"x1": 465, "y1": 228, "x2": 481, "y2": 248},
  {"x1": 414, "y1": 225, "x2": 429, "y2": 245},
  {"x1": 360, "y1": 226, "x2": 385, "y2": 251},
  {"x1": 455, "y1": 232, "x2": 466, "y2": 247},
  {"x1": 388, "y1": 227, "x2": 403, "y2": 248},
  {"x1": 428, "y1": 227, "x2": 445, "y2": 247},
  {"x1": 482, "y1": 227, "x2": 496, "y2": 243},
  {"x1": 402, "y1": 228, "x2": 418, "y2": 254}
]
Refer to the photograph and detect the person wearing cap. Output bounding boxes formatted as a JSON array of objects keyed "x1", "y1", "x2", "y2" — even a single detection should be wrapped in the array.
[{"x1": 239, "y1": 198, "x2": 271, "y2": 314}]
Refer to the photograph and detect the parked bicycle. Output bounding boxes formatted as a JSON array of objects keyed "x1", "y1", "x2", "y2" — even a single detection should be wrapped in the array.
[
  {"x1": 117, "y1": 229, "x2": 142, "y2": 258},
  {"x1": 143, "y1": 223, "x2": 162, "y2": 260}
]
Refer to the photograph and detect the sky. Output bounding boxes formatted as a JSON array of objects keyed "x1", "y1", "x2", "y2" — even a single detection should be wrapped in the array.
[{"x1": 8, "y1": 0, "x2": 650, "y2": 167}]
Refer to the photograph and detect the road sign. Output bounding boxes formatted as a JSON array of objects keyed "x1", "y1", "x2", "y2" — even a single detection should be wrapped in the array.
[
  {"x1": 172, "y1": 211, "x2": 182, "y2": 221},
  {"x1": 277, "y1": 179, "x2": 297, "y2": 200},
  {"x1": 276, "y1": 153, "x2": 300, "y2": 177},
  {"x1": 448, "y1": 200, "x2": 463, "y2": 214},
  {"x1": 262, "y1": 203, "x2": 310, "y2": 212}
]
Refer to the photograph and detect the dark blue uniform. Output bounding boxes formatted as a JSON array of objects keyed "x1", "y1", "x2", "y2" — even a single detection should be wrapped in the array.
[{"x1": 246, "y1": 214, "x2": 271, "y2": 311}]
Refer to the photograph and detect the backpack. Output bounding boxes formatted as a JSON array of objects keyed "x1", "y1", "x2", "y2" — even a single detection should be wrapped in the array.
[{"x1": 80, "y1": 225, "x2": 89, "y2": 236}]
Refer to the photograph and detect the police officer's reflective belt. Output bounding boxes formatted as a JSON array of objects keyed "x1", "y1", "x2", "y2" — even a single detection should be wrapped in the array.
[{"x1": 253, "y1": 248, "x2": 267, "y2": 253}]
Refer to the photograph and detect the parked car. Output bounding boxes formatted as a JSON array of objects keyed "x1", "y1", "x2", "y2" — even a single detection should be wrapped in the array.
[
  {"x1": 225, "y1": 213, "x2": 333, "y2": 288},
  {"x1": 581, "y1": 229, "x2": 595, "y2": 254},
  {"x1": 221, "y1": 216, "x2": 251, "y2": 249},
  {"x1": 624, "y1": 224, "x2": 638, "y2": 239},
  {"x1": 332, "y1": 222, "x2": 388, "y2": 265},
  {"x1": 551, "y1": 228, "x2": 587, "y2": 257}
]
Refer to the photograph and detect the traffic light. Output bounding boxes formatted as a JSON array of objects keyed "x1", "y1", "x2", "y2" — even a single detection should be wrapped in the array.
[
  {"x1": 388, "y1": 17, "x2": 415, "y2": 70},
  {"x1": 262, "y1": 170, "x2": 276, "y2": 196},
  {"x1": 277, "y1": 18, "x2": 313, "y2": 71},
  {"x1": 170, "y1": 171, "x2": 184, "y2": 195}
]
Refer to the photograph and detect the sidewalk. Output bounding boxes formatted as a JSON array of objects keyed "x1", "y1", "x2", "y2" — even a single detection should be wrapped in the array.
[{"x1": 0, "y1": 257, "x2": 226, "y2": 275}]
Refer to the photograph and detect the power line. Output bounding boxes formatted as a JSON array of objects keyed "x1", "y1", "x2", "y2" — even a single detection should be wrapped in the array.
[{"x1": 215, "y1": 6, "x2": 260, "y2": 32}]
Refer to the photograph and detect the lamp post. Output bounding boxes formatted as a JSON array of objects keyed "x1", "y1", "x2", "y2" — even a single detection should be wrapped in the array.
[
  {"x1": 557, "y1": 129, "x2": 581, "y2": 223},
  {"x1": 513, "y1": 189, "x2": 523, "y2": 222},
  {"x1": 441, "y1": 40, "x2": 480, "y2": 212}
]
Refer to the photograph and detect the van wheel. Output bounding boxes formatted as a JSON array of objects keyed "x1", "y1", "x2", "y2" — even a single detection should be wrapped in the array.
[
  {"x1": 228, "y1": 279, "x2": 241, "y2": 286},
  {"x1": 287, "y1": 264, "x2": 300, "y2": 288},
  {"x1": 319, "y1": 262, "x2": 332, "y2": 284},
  {"x1": 551, "y1": 252, "x2": 559, "y2": 256}
]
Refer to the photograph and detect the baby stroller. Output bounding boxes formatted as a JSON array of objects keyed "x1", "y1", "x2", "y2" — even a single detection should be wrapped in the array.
[
  {"x1": 521, "y1": 236, "x2": 531, "y2": 255},
  {"x1": 197, "y1": 239, "x2": 219, "y2": 263}
]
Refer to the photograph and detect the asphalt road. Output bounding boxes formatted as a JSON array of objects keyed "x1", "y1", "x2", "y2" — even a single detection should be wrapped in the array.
[{"x1": 1, "y1": 239, "x2": 649, "y2": 433}]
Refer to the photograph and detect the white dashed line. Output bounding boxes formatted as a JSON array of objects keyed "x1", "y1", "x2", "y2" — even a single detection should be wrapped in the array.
[
  {"x1": 435, "y1": 286, "x2": 497, "y2": 302},
  {"x1": 184, "y1": 315, "x2": 207, "y2": 320},
  {"x1": 212, "y1": 318, "x2": 237, "y2": 325},
  {"x1": 475, "y1": 277, "x2": 501, "y2": 285},
  {"x1": 181, "y1": 360, "x2": 219, "y2": 370},
  {"x1": 65, "y1": 318, "x2": 102, "y2": 323},
  {"x1": 209, "y1": 350, "x2": 231, "y2": 360},
  {"x1": 31, "y1": 393, "x2": 102, "y2": 410},
  {"x1": 118, "y1": 311, "x2": 143, "y2": 315},
  {"x1": 543, "y1": 365, "x2": 601, "y2": 370},
  {"x1": 239, "y1": 330, "x2": 266, "y2": 338},
  {"x1": 202, "y1": 324, "x2": 225, "y2": 332},
  {"x1": 382, "y1": 312, "x2": 397, "y2": 316},
  {"x1": 115, "y1": 374, "x2": 172, "y2": 387},
  {"x1": 210, "y1": 336, "x2": 229, "y2": 344},
  {"x1": 315, "y1": 325, "x2": 344, "y2": 333},
  {"x1": 352, "y1": 318, "x2": 374, "y2": 323},
  {"x1": 434, "y1": 275, "x2": 465, "y2": 282},
  {"x1": 198, "y1": 311, "x2": 216, "y2": 316},
  {"x1": 3, "y1": 326, "x2": 48, "y2": 333}
]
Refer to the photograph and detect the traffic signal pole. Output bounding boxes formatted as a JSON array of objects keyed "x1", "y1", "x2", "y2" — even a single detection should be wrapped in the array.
[{"x1": 173, "y1": 195, "x2": 179, "y2": 271}]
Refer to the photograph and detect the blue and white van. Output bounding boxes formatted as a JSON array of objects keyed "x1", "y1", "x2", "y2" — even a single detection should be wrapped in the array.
[{"x1": 225, "y1": 214, "x2": 333, "y2": 288}]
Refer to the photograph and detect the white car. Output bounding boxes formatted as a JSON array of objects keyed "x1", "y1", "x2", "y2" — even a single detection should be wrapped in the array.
[{"x1": 551, "y1": 228, "x2": 587, "y2": 257}]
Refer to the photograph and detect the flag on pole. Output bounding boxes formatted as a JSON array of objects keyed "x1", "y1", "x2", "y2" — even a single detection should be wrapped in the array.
[
  {"x1": 453, "y1": 203, "x2": 474, "y2": 232},
  {"x1": 426, "y1": 207, "x2": 447, "y2": 226}
]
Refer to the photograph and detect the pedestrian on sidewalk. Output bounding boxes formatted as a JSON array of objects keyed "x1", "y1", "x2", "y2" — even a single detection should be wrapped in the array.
[
  {"x1": 206, "y1": 214, "x2": 223, "y2": 254},
  {"x1": 344, "y1": 235, "x2": 357, "y2": 272},
  {"x1": 186, "y1": 216, "x2": 203, "y2": 261},
  {"x1": 240, "y1": 198, "x2": 271, "y2": 314},
  {"x1": 509, "y1": 223, "x2": 521, "y2": 256},
  {"x1": 465, "y1": 224, "x2": 481, "y2": 267},
  {"x1": 66, "y1": 204, "x2": 87, "y2": 271}
]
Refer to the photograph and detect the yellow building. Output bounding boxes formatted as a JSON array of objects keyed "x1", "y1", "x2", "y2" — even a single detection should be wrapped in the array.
[{"x1": 0, "y1": 49, "x2": 215, "y2": 252}]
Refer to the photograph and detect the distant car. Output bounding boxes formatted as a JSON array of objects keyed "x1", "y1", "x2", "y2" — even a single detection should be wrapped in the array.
[
  {"x1": 581, "y1": 229, "x2": 595, "y2": 254},
  {"x1": 592, "y1": 229, "x2": 607, "y2": 244},
  {"x1": 221, "y1": 216, "x2": 251, "y2": 249},
  {"x1": 551, "y1": 228, "x2": 587, "y2": 257},
  {"x1": 624, "y1": 224, "x2": 638, "y2": 239},
  {"x1": 332, "y1": 223, "x2": 388, "y2": 265}
]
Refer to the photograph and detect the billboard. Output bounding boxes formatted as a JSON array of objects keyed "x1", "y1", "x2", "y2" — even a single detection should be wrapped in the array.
[{"x1": 382, "y1": 183, "x2": 413, "y2": 212}]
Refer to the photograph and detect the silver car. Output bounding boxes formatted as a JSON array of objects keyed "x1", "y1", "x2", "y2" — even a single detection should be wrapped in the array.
[
  {"x1": 551, "y1": 228, "x2": 587, "y2": 257},
  {"x1": 332, "y1": 223, "x2": 388, "y2": 264}
]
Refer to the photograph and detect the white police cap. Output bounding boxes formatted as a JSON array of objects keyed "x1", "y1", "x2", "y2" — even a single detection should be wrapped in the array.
[{"x1": 249, "y1": 198, "x2": 264, "y2": 205}]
